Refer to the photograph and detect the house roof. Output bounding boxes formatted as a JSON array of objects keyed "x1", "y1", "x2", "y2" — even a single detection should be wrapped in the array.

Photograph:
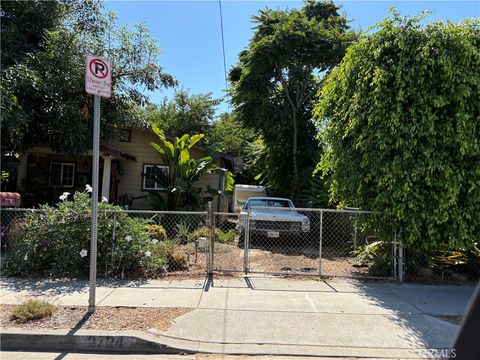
[{"x1": 100, "y1": 145, "x2": 137, "y2": 161}]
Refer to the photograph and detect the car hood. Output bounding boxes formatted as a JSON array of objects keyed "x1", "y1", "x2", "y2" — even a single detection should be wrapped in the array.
[{"x1": 242, "y1": 208, "x2": 307, "y2": 222}]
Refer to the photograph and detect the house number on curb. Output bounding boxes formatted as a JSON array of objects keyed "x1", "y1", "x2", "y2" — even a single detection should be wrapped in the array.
[{"x1": 85, "y1": 55, "x2": 112, "y2": 312}]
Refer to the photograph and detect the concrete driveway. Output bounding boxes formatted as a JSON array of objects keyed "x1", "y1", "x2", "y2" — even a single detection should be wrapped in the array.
[{"x1": 0, "y1": 276, "x2": 474, "y2": 358}]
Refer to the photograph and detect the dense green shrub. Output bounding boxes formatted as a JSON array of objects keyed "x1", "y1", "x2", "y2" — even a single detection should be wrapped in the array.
[
  {"x1": 6, "y1": 191, "x2": 171, "y2": 277},
  {"x1": 11, "y1": 300, "x2": 55, "y2": 323},
  {"x1": 316, "y1": 13, "x2": 480, "y2": 254}
]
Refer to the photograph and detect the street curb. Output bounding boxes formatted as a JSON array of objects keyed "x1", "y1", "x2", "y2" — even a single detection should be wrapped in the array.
[
  {"x1": 0, "y1": 332, "x2": 194, "y2": 354},
  {"x1": 0, "y1": 332, "x2": 425, "y2": 358}
]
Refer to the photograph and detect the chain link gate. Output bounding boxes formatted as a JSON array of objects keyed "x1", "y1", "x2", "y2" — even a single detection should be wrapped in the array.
[
  {"x1": 209, "y1": 211, "x2": 244, "y2": 273},
  {"x1": 209, "y1": 206, "x2": 397, "y2": 280}
]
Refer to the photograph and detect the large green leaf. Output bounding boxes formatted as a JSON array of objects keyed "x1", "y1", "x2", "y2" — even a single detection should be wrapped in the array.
[
  {"x1": 224, "y1": 170, "x2": 235, "y2": 194},
  {"x1": 149, "y1": 129, "x2": 235, "y2": 210},
  {"x1": 151, "y1": 124, "x2": 166, "y2": 139},
  {"x1": 150, "y1": 141, "x2": 165, "y2": 155},
  {"x1": 179, "y1": 149, "x2": 191, "y2": 165},
  {"x1": 188, "y1": 134, "x2": 205, "y2": 149}
]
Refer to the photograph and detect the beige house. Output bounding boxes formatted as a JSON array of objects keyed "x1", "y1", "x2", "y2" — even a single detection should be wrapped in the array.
[{"x1": 16, "y1": 128, "x2": 233, "y2": 210}]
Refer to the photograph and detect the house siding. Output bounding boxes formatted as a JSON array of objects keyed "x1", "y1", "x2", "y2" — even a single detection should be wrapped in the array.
[
  {"x1": 105, "y1": 129, "x2": 221, "y2": 210},
  {"x1": 17, "y1": 129, "x2": 224, "y2": 211}
]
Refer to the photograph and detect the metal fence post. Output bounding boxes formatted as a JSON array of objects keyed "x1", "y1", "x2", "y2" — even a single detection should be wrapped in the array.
[
  {"x1": 318, "y1": 210, "x2": 323, "y2": 277},
  {"x1": 398, "y1": 237, "x2": 404, "y2": 283},
  {"x1": 353, "y1": 212, "x2": 358, "y2": 249},
  {"x1": 393, "y1": 228, "x2": 397, "y2": 281},
  {"x1": 111, "y1": 210, "x2": 117, "y2": 274},
  {"x1": 207, "y1": 201, "x2": 214, "y2": 276},
  {"x1": 244, "y1": 209, "x2": 250, "y2": 275}
]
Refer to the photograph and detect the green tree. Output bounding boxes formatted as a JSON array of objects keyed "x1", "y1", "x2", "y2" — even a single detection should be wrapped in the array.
[
  {"x1": 0, "y1": 0, "x2": 64, "y2": 68},
  {"x1": 149, "y1": 125, "x2": 234, "y2": 210},
  {"x1": 1, "y1": 0, "x2": 175, "y2": 154},
  {"x1": 315, "y1": 12, "x2": 480, "y2": 253},
  {"x1": 229, "y1": 0, "x2": 355, "y2": 200},
  {"x1": 146, "y1": 90, "x2": 220, "y2": 138},
  {"x1": 209, "y1": 112, "x2": 256, "y2": 158},
  {"x1": 208, "y1": 112, "x2": 260, "y2": 183}
]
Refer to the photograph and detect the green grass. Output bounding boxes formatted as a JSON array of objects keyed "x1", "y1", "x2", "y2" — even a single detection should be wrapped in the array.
[{"x1": 11, "y1": 299, "x2": 55, "y2": 323}]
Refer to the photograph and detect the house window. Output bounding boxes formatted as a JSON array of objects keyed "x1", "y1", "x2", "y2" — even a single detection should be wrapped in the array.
[
  {"x1": 119, "y1": 129, "x2": 132, "y2": 142},
  {"x1": 50, "y1": 162, "x2": 75, "y2": 188},
  {"x1": 143, "y1": 164, "x2": 168, "y2": 191}
]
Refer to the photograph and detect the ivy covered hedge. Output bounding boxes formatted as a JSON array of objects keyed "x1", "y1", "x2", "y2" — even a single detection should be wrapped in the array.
[
  {"x1": 315, "y1": 12, "x2": 480, "y2": 255},
  {"x1": 5, "y1": 191, "x2": 174, "y2": 277}
]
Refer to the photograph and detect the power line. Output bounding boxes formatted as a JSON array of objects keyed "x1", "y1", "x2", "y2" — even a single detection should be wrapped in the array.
[{"x1": 218, "y1": 0, "x2": 228, "y2": 93}]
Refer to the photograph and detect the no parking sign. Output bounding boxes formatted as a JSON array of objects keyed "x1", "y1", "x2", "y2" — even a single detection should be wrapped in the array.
[{"x1": 85, "y1": 55, "x2": 112, "y2": 98}]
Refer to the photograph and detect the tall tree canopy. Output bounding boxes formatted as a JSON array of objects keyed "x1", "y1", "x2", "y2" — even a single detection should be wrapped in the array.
[
  {"x1": 229, "y1": 0, "x2": 355, "y2": 200},
  {"x1": 1, "y1": 0, "x2": 175, "y2": 154},
  {"x1": 316, "y1": 12, "x2": 480, "y2": 253},
  {"x1": 146, "y1": 90, "x2": 219, "y2": 138},
  {"x1": 0, "y1": 0, "x2": 63, "y2": 68}
]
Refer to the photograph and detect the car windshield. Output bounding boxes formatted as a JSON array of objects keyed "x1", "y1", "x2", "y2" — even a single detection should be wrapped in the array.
[{"x1": 245, "y1": 199, "x2": 292, "y2": 208}]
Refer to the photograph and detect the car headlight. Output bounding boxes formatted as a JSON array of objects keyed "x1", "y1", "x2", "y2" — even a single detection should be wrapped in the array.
[{"x1": 302, "y1": 217, "x2": 310, "y2": 231}]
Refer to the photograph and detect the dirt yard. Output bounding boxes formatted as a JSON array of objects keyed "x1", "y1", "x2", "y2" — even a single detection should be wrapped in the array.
[
  {"x1": 165, "y1": 225, "x2": 382, "y2": 278},
  {"x1": 203, "y1": 236, "x2": 373, "y2": 277}
]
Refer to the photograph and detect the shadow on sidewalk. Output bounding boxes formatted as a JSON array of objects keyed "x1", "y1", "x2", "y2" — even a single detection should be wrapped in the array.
[
  {"x1": 335, "y1": 280, "x2": 467, "y2": 351},
  {"x1": 0, "y1": 277, "x2": 206, "y2": 296}
]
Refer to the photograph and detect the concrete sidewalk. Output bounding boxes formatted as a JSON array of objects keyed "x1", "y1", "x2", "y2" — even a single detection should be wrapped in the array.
[{"x1": 0, "y1": 276, "x2": 474, "y2": 358}]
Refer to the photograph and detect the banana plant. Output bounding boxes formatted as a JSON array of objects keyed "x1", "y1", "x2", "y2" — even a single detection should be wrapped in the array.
[{"x1": 149, "y1": 125, "x2": 234, "y2": 210}]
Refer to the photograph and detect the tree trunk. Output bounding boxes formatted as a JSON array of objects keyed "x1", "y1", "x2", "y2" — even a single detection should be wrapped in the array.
[
  {"x1": 281, "y1": 79, "x2": 302, "y2": 203},
  {"x1": 292, "y1": 109, "x2": 299, "y2": 202}
]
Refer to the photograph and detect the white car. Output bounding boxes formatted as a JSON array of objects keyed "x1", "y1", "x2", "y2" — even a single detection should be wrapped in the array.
[{"x1": 237, "y1": 197, "x2": 310, "y2": 243}]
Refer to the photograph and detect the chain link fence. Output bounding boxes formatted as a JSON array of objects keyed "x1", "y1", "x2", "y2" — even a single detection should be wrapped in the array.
[
  {"x1": 110, "y1": 210, "x2": 208, "y2": 275},
  {"x1": 0, "y1": 207, "x2": 396, "y2": 280},
  {"x1": 321, "y1": 210, "x2": 394, "y2": 278},
  {"x1": 211, "y1": 212, "x2": 244, "y2": 272},
  {"x1": 239, "y1": 207, "x2": 395, "y2": 279},
  {"x1": 0, "y1": 208, "x2": 208, "y2": 278},
  {"x1": 2, "y1": 206, "x2": 478, "y2": 283},
  {"x1": 1, "y1": 208, "x2": 43, "y2": 258}
]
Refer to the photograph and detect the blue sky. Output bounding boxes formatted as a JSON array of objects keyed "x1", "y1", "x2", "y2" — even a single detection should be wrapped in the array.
[{"x1": 105, "y1": 1, "x2": 479, "y2": 115}]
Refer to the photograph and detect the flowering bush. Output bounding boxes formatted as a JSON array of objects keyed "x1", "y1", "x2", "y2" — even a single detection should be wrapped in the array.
[{"x1": 6, "y1": 189, "x2": 172, "y2": 278}]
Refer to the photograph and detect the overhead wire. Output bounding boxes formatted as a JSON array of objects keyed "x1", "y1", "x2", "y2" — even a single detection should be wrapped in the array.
[{"x1": 218, "y1": 0, "x2": 228, "y2": 93}]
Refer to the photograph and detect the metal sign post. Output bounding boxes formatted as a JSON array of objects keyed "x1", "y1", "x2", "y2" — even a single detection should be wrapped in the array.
[
  {"x1": 85, "y1": 55, "x2": 112, "y2": 313},
  {"x1": 88, "y1": 95, "x2": 101, "y2": 312}
]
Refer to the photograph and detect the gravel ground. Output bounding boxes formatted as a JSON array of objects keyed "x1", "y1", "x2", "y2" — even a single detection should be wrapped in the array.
[{"x1": 0, "y1": 304, "x2": 192, "y2": 331}]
